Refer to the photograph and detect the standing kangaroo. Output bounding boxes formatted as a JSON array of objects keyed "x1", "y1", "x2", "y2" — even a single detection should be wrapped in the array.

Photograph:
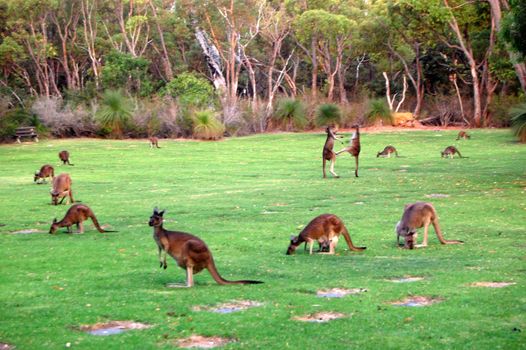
[
  {"x1": 336, "y1": 125, "x2": 361, "y2": 177},
  {"x1": 286, "y1": 214, "x2": 366, "y2": 255},
  {"x1": 149, "y1": 137, "x2": 161, "y2": 148},
  {"x1": 149, "y1": 208, "x2": 263, "y2": 287},
  {"x1": 49, "y1": 204, "x2": 116, "y2": 234},
  {"x1": 322, "y1": 126, "x2": 343, "y2": 178},
  {"x1": 58, "y1": 150, "x2": 73, "y2": 165},
  {"x1": 395, "y1": 202, "x2": 464, "y2": 249},
  {"x1": 34, "y1": 164, "x2": 54, "y2": 184},
  {"x1": 456, "y1": 131, "x2": 471, "y2": 140},
  {"x1": 441, "y1": 146, "x2": 464, "y2": 158},
  {"x1": 377, "y1": 145, "x2": 399, "y2": 158},
  {"x1": 50, "y1": 173, "x2": 74, "y2": 205}
]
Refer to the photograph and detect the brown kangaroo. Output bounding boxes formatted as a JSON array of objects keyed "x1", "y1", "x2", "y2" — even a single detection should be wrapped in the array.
[
  {"x1": 456, "y1": 131, "x2": 471, "y2": 140},
  {"x1": 395, "y1": 202, "x2": 464, "y2": 249},
  {"x1": 322, "y1": 126, "x2": 343, "y2": 178},
  {"x1": 336, "y1": 125, "x2": 361, "y2": 177},
  {"x1": 149, "y1": 208, "x2": 263, "y2": 287},
  {"x1": 49, "y1": 203, "x2": 116, "y2": 234},
  {"x1": 441, "y1": 146, "x2": 464, "y2": 158},
  {"x1": 50, "y1": 173, "x2": 74, "y2": 205},
  {"x1": 149, "y1": 137, "x2": 161, "y2": 148},
  {"x1": 377, "y1": 145, "x2": 399, "y2": 158},
  {"x1": 59, "y1": 150, "x2": 73, "y2": 165},
  {"x1": 286, "y1": 214, "x2": 366, "y2": 255},
  {"x1": 34, "y1": 164, "x2": 55, "y2": 184}
]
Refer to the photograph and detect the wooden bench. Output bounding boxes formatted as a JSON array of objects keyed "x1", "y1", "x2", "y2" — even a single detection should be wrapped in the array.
[{"x1": 15, "y1": 127, "x2": 39, "y2": 143}]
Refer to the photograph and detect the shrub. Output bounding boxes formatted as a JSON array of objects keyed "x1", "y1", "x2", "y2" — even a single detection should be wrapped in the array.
[
  {"x1": 101, "y1": 51, "x2": 153, "y2": 96},
  {"x1": 192, "y1": 110, "x2": 225, "y2": 140},
  {"x1": 163, "y1": 72, "x2": 215, "y2": 108},
  {"x1": 96, "y1": 90, "x2": 133, "y2": 138},
  {"x1": 0, "y1": 107, "x2": 37, "y2": 142},
  {"x1": 315, "y1": 103, "x2": 341, "y2": 127},
  {"x1": 273, "y1": 98, "x2": 306, "y2": 131},
  {"x1": 366, "y1": 98, "x2": 391, "y2": 124},
  {"x1": 510, "y1": 103, "x2": 526, "y2": 143}
]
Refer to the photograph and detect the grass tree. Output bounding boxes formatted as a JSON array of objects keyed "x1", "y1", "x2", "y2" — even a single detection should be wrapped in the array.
[
  {"x1": 366, "y1": 98, "x2": 391, "y2": 125},
  {"x1": 510, "y1": 103, "x2": 526, "y2": 143},
  {"x1": 192, "y1": 110, "x2": 225, "y2": 140},
  {"x1": 315, "y1": 103, "x2": 342, "y2": 127},
  {"x1": 273, "y1": 98, "x2": 306, "y2": 131},
  {"x1": 96, "y1": 89, "x2": 133, "y2": 138}
]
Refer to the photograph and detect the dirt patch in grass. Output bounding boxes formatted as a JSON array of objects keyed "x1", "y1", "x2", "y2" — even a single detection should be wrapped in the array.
[
  {"x1": 425, "y1": 193, "x2": 450, "y2": 198},
  {"x1": 9, "y1": 229, "x2": 45, "y2": 234},
  {"x1": 0, "y1": 342, "x2": 15, "y2": 350},
  {"x1": 387, "y1": 276, "x2": 425, "y2": 283},
  {"x1": 470, "y1": 282, "x2": 516, "y2": 288},
  {"x1": 175, "y1": 335, "x2": 234, "y2": 348},
  {"x1": 293, "y1": 312, "x2": 346, "y2": 323},
  {"x1": 390, "y1": 296, "x2": 443, "y2": 307},
  {"x1": 316, "y1": 288, "x2": 367, "y2": 298},
  {"x1": 193, "y1": 300, "x2": 263, "y2": 314},
  {"x1": 79, "y1": 321, "x2": 151, "y2": 336}
]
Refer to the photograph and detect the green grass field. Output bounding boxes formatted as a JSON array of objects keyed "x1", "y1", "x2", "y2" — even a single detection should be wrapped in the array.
[{"x1": 0, "y1": 129, "x2": 525, "y2": 349}]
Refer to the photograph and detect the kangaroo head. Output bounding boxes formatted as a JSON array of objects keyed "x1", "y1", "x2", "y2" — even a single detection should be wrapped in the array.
[
  {"x1": 50, "y1": 190, "x2": 60, "y2": 205},
  {"x1": 49, "y1": 218, "x2": 58, "y2": 234},
  {"x1": 376, "y1": 152, "x2": 381, "y2": 158},
  {"x1": 34, "y1": 172, "x2": 39, "y2": 182},
  {"x1": 149, "y1": 207, "x2": 165, "y2": 227},
  {"x1": 286, "y1": 235, "x2": 300, "y2": 255}
]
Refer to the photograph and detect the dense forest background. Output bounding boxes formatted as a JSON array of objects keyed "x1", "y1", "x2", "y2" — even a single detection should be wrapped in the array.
[{"x1": 0, "y1": 0, "x2": 525, "y2": 140}]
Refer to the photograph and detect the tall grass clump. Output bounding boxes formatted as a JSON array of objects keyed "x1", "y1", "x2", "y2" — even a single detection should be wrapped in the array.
[
  {"x1": 273, "y1": 98, "x2": 306, "y2": 131},
  {"x1": 366, "y1": 98, "x2": 391, "y2": 125},
  {"x1": 192, "y1": 110, "x2": 225, "y2": 140},
  {"x1": 510, "y1": 103, "x2": 526, "y2": 143},
  {"x1": 96, "y1": 90, "x2": 133, "y2": 138},
  {"x1": 315, "y1": 103, "x2": 342, "y2": 127}
]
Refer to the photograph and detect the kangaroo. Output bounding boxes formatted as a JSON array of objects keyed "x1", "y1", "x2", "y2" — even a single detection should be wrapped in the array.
[
  {"x1": 50, "y1": 173, "x2": 74, "y2": 205},
  {"x1": 441, "y1": 146, "x2": 464, "y2": 158},
  {"x1": 49, "y1": 204, "x2": 116, "y2": 234},
  {"x1": 149, "y1": 137, "x2": 161, "y2": 148},
  {"x1": 395, "y1": 202, "x2": 464, "y2": 249},
  {"x1": 377, "y1": 145, "x2": 399, "y2": 158},
  {"x1": 149, "y1": 208, "x2": 263, "y2": 287},
  {"x1": 322, "y1": 126, "x2": 343, "y2": 178},
  {"x1": 456, "y1": 131, "x2": 471, "y2": 140},
  {"x1": 58, "y1": 150, "x2": 73, "y2": 165},
  {"x1": 34, "y1": 164, "x2": 55, "y2": 184},
  {"x1": 336, "y1": 125, "x2": 361, "y2": 177},
  {"x1": 286, "y1": 214, "x2": 366, "y2": 255}
]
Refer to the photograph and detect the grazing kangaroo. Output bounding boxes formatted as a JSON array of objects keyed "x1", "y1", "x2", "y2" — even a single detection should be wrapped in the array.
[
  {"x1": 149, "y1": 137, "x2": 161, "y2": 148},
  {"x1": 456, "y1": 131, "x2": 471, "y2": 140},
  {"x1": 49, "y1": 203, "x2": 116, "y2": 234},
  {"x1": 336, "y1": 125, "x2": 361, "y2": 177},
  {"x1": 149, "y1": 208, "x2": 263, "y2": 287},
  {"x1": 286, "y1": 214, "x2": 366, "y2": 255},
  {"x1": 322, "y1": 126, "x2": 343, "y2": 178},
  {"x1": 377, "y1": 145, "x2": 399, "y2": 158},
  {"x1": 58, "y1": 150, "x2": 73, "y2": 165},
  {"x1": 441, "y1": 146, "x2": 464, "y2": 158},
  {"x1": 395, "y1": 202, "x2": 464, "y2": 249},
  {"x1": 50, "y1": 173, "x2": 74, "y2": 205},
  {"x1": 34, "y1": 164, "x2": 54, "y2": 184}
]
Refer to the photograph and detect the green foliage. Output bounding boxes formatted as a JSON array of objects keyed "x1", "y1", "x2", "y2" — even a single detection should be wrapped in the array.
[
  {"x1": 101, "y1": 51, "x2": 152, "y2": 96},
  {"x1": 163, "y1": 72, "x2": 215, "y2": 108},
  {"x1": 96, "y1": 90, "x2": 133, "y2": 138},
  {"x1": 0, "y1": 107, "x2": 36, "y2": 142},
  {"x1": 273, "y1": 98, "x2": 307, "y2": 130},
  {"x1": 501, "y1": 0, "x2": 526, "y2": 59},
  {"x1": 510, "y1": 103, "x2": 526, "y2": 142},
  {"x1": 315, "y1": 103, "x2": 341, "y2": 126},
  {"x1": 366, "y1": 98, "x2": 391, "y2": 123},
  {"x1": 192, "y1": 110, "x2": 224, "y2": 140}
]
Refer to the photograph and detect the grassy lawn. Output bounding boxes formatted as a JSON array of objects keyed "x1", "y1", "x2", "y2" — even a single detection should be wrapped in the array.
[{"x1": 0, "y1": 129, "x2": 525, "y2": 349}]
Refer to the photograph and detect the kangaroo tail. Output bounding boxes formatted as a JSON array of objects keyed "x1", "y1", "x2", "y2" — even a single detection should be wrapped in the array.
[
  {"x1": 90, "y1": 214, "x2": 114, "y2": 233},
  {"x1": 341, "y1": 226, "x2": 366, "y2": 252},
  {"x1": 432, "y1": 218, "x2": 464, "y2": 245},
  {"x1": 207, "y1": 259, "x2": 263, "y2": 285}
]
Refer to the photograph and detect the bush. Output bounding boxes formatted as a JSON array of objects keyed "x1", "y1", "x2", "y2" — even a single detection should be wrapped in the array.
[
  {"x1": 366, "y1": 98, "x2": 391, "y2": 124},
  {"x1": 315, "y1": 103, "x2": 341, "y2": 127},
  {"x1": 192, "y1": 110, "x2": 225, "y2": 140},
  {"x1": 510, "y1": 103, "x2": 526, "y2": 143},
  {"x1": 96, "y1": 90, "x2": 133, "y2": 138},
  {"x1": 163, "y1": 72, "x2": 215, "y2": 108},
  {"x1": 273, "y1": 98, "x2": 306, "y2": 131},
  {"x1": 101, "y1": 51, "x2": 153, "y2": 96},
  {"x1": 0, "y1": 107, "x2": 38, "y2": 142}
]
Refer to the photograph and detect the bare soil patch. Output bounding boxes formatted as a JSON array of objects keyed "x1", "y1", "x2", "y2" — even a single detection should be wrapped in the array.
[
  {"x1": 193, "y1": 300, "x2": 263, "y2": 314},
  {"x1": 316, "y1": 288, "x2": 367, "y2": 298},
  {"x1": 293, "y1": 312, "x2": 346, "y2": 323},
  {"x1": 79, "y1": 321, "x2": 151, "y2": 336},
  {"x1": 0, "y1": 343, "x2": 15, "y2": 350},
  {"x1": 425, "y1": 193, "x2": 450, "y2": 198},
  {"x1": 388, "y1": 276, "x2": 425, "y2": 283},
  {"x1": 175, "y1": 335, "x2": 234, "y2": 348},
  {"x1": 390, "y1": 296, "x2": 443, "y2": 307},
  {"x1": 10, "y1": 229, "x2": 45, "y2": 234},
  {"x1": 470, "y1": 282, "x2": 516, "y2": 288}
]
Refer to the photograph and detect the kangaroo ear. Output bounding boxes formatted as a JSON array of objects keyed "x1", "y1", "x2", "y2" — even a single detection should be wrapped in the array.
[
  {"x1": 153, "y1": 207, "x2": 159, "y2": 214},
  {"x1": 53, "y1": 218, "x2": 57, "y2": 223},
  {"x1": 159, "y1": 210, "x2": 165, "y2": 216}
]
